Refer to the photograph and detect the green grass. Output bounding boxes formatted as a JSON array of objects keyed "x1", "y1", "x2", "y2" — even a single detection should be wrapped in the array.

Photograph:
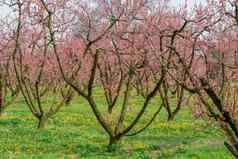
[{"x1": 0, "y1": 90, "x2": 234, "y2": 159}]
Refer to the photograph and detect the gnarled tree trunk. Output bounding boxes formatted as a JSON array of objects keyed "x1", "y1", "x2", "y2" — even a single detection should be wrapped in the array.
[{"x1": 37, "y1": 115, "x2": 48, "y2": 129}]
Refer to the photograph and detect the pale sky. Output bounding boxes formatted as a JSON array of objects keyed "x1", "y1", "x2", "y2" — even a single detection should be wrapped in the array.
[
  {"x1": 0, "y1": 0, "x2": 205, "y2": 19},
  {"x1": 170, "y1": 0, "x2": 206, "y2": 8},
  {"x1": 0, "y1": 5, "x2": 11, "y2": 19}
]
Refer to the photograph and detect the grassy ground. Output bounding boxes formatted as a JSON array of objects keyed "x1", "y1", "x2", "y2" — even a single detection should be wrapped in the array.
[{"x1": 0, "y1": 91, "x2": 233, "y2": 159}]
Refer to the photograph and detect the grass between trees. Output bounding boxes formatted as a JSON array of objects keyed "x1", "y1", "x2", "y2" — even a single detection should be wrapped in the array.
[{"x1": 0, "y1": 89, "x2": 233, "y2": 159}]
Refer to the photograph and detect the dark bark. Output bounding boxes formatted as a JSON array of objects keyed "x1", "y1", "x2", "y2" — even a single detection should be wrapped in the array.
[
  {"x1": 200, "y1": 79, "x2": 238, "y2": 158},
  {"x1": 37, "y1": 115, "x2": 48, "y2": 129},
  {"x1": 224, "y1": 142, "x2": 238, "y2": 158},
  {"x1": 108, "y1": 136, "x2": 119, "y2": 146},
  {"x1": 107, "y1": 136, "x2": 121, "y2": 152},
  {"x1": 167, "y1": 104, "x2": 182, "y2": 121},
  {"x1": 201, "y1": 79, "x2": 238, "y2": 138}
]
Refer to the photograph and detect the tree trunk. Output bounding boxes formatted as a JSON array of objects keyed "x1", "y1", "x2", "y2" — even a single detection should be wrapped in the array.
[
  {"x1": 107, "y1": 136, "x2": 120, "y2": 151},
  {"x1": 37, "y1": 115, "x2": 48, "y2": 129},
  {"x1": 167, "y1": 113, "x2": 174, "y2": 121},
  {"x1": 109, "y1": 136, "x2": 118, "y2": 145},
  {"x1": 0, "y1": 72, "x2": 3, "y2": 116},
  {"x1": 167, "y1": 106, "x2": 181, "y2": 121},
  {"x1": 0, "y1": 107, "x2": 4, "y2": 117}
]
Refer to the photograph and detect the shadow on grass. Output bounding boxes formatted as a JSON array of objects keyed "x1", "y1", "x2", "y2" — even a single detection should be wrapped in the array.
[
  {"x1": 0, "y1": 118, "x2": 21, "y2": 126},
  {"x1": 74, "y1": 143, "x2": 128, "y2": 158}
]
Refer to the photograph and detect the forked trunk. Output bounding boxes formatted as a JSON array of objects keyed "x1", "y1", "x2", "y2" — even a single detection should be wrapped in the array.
[
  {"x1": 167, "y1": 113, "x2": 173, "y2": 121},
  {"x1": 167, "y1": 107, "x2": 181, "y2": 121},
  {"x1": 108, "y1": 106, "x2": 113, "y2": 114},
  {"x1": 107, "y1": 136, "x2": 120, "y2": 151},
  {"x1": 37, "y1": 115, "x2": 48, "y2": 129},
  {"x1": 109, "y1": 136, "x2": 118, "y2": 145}
]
